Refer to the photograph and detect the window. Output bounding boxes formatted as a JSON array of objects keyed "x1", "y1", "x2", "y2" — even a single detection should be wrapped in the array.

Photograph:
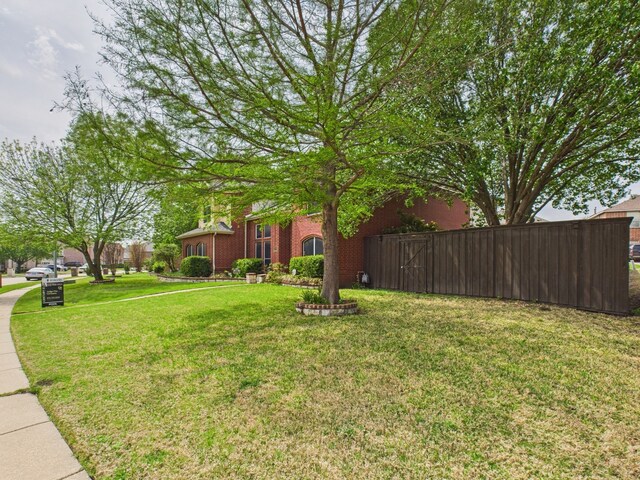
[
  {"x1": 196, "y1": 242, "x2": 206, "y2": 256},
  {"x1": 256, "y1": 224, "x2": 271, "y2": 239},
  {"x1": 302, "y1": 237, "x2": 323, "y2": 256},
  {"x1": 264, "y1": 241, "x2": 271, "y2": 266},
  {"x1": 255, "y1": 226, "x2": 272, "y2": 265},
  {"x1": 186, "y1": 244, "x2": 193, "y2": 257}
]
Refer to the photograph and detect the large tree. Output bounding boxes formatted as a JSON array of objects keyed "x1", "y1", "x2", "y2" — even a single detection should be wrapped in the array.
[
  {"x1": 398, "y1": 0, "x2": 640, "y2": 225},
  {"x1": 0, "y1": 115, "x2": 154, "y2": 281},
  {"x1": 72, "y1": 0, "x2": 456, "y2": 303}
]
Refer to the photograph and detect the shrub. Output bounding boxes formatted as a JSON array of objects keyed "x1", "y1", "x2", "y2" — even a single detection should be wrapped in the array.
[
  {"x1": 265, "y1": 271, "x2": 285, "y2": 284},
  {"x1": 382, "y1": 210, "x2": 439, "y2": 234},
  {"x1": 180, "y1": 256, "x2": 213, "y2": 277},
  {"x1": 152, "y1": 261, "x2": 167, "y2": 273},
  {"x1": 268, "y1": 262, "x2": 288, "y2": 273},
  {"x1": 301, "y1": 289, "x2": 327, "y2": 304},
  {"x1": 289, "y1": 255, "x2": 324, "y2": 278},
  {"x1": 123, "y1": 263, "x2": 131, "y2": 274},
  {"x1": 281, "y1": 274, "x2": 322, "y2": 286},
  {"x1": 152, "y1": 243, "x2": 181, "y2": 272},
  {"x1": 232, "y1": 258, "x2": 263, "y2": 276},
  {"x1": 143, "y1": 258, "x2": 154, "y2": 272}
]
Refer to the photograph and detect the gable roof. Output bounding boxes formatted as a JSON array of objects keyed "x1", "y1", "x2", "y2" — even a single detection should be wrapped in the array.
[
  {"x1": 176, "y1": 222, "x2": 234, "y2": 239},
  {"x1": 591, "y1": 195, "x2": 640, "y2": 218}
]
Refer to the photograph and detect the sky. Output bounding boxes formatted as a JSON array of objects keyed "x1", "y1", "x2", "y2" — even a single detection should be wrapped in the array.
[{"x1": 0, "y1": 1, "x2": 637, "y2": 221}]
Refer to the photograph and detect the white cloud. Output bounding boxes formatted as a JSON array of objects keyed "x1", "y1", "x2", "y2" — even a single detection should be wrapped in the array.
[
  {"x1": 49, "y1": 29, "x2": 85, "y2": 52},
  {"x1": 26, "y1": 26, "x2": 85, "y2": 80},
  {"x1": 0, "y1": 7, "x2": 10, "y2": 16},
  {"x1": 27, "y1": 27, "x2": 59, "y2": 79},
  {"x1": 0, "y1": 62, "x2": 22, "y2": 78}
]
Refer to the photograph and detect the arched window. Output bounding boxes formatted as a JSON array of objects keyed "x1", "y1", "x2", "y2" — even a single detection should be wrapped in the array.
[
  {"x1": 302, "y1": 237, "x2": 323, "y2": 256},
  {"x1": 185, "y1": 244, "x2": 194, "y2": 257},
  {"x1": 196, "y1": 242, "x2": 206, "y2": 256}
]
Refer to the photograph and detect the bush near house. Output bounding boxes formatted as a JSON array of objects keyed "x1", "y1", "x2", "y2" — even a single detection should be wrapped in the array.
[
  {"x1": 152, "y1": 243, "x2": 181, "y2": 272},
  {"x1": 264, "y1": 262, "x2": 288, "y2": 284},
  {"x1": 289, "y1": 255, "x2": 323, "y2": 278},
  {"x1": 180, "y1": 256, "x2": 213, "y2": 277},
  {"x1": 232, "y1": 258, "x2": 263, "y2": 277},
  {"x1": 152, "y1": 261, "x2": 167, "y2": 274}
]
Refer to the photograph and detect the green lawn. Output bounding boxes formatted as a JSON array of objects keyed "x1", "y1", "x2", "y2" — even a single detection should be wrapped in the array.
[
  {"x1": 12, "y1": 273, "x2": 242, "y2": 314},
  {"x1": 0, "y1": 281, "x2": 36, "y2": 295},
  {"x1": 10, "y1": 281, "x2": 640, "y2": 479}
]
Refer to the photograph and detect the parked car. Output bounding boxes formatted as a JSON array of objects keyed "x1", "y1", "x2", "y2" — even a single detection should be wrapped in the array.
[
  {"x1": 64, "y1": 261, "x2": 82, "y2": 268},
  {"x1": 25, "y1": 267, "x2": 54, "y2": 281},
  {"x1": 78, "y1": 263, "x2": 89, "y2": 274},
  {"x1": 630, "y1": 244, "x2": 640, "y2": 261},
  {"x1": 44, "y1": 264, "x2": 68, "y2": 272}
]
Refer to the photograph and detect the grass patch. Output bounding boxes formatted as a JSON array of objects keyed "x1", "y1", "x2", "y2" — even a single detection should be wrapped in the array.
[
  {"x1": 0, "y1": 282, "x2": 36, "y2": 295},
  {"x1": 10, "y1": 282, "x2": 640, "y2": 479},
  {"x1": 12, "y1": 273, "x2": 242, "y2": 314}
]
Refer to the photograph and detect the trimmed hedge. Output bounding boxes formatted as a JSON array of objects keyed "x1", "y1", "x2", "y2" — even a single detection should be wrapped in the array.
[
  {"x1": 180, "y1": 256, "x2": 213, "y2": 277},
  {"x1": 232, "y1": 258, "x2": 263, "y2": 276},
  {"x1": 289, "y1": 255, "x2": 324, "y2": 278}
]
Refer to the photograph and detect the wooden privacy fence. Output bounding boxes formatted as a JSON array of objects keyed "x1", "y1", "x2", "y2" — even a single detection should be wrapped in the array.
[{"x1": 364, "y1": 218, "x2": 631, "y2": 315}]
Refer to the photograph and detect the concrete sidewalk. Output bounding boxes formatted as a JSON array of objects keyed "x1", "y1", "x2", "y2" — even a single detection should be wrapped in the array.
[{"x1": 0, "y1": 287, "x2": 90, "y2": 480}]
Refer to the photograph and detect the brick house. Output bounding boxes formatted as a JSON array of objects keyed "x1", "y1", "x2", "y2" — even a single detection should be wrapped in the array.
[
  {"x1": 590, "y1": 195, "x2": 640, "y2": 243},
  {"x1": 177, "y1": 196, "x2": 469, "y2": 286}
]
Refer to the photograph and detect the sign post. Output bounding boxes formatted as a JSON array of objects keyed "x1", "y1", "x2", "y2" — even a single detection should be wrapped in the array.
[{"x1": 41, "y1": 277, "x2": 64, "y2": 307}]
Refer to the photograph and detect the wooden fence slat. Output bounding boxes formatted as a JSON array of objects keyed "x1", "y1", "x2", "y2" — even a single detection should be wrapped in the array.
[{"x1": 363, "y1": 218, "x2": 631, "y2": 315}]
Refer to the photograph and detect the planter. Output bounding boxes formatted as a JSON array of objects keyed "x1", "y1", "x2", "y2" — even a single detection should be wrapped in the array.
[
  {"x1": 246, "y1": 273, "x2": 257, "y2": 284},
  {"x1": 256, "y1": 274, "x2": 267, "y2": 284},
  {"x1": 295, "y1": 301, "x2": 358, "y2": 316}
]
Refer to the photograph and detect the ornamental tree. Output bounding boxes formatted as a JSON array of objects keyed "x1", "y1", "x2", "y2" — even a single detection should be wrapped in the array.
[{"x1": 69, "y1": 0, "x2": 457, "y2": 304}]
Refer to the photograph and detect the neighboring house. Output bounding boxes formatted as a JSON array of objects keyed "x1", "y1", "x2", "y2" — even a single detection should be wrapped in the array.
[
  {"x1": 122, "y1": 242, "x2": 154, "y2": 263},
  {"x1": 178, "y1": 196, "x2": 469, "y2": 286},
  {"x1": 60, "y1": 242, "x2": 154, "y2": 265},
  {"x1": 590, "y1": 195, "x2": 640, "y2": 243}
]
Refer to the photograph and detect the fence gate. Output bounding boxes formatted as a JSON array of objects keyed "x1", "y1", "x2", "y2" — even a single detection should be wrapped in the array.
[{"x1": 401, "y1": 239, "x2": 428, "y2": 292}]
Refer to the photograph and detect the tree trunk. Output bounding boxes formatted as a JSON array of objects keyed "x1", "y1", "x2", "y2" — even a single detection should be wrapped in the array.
[
  {"x1": 90, "y1": 242, "x2": 105, "y2": 281},
  {"x1": 321, "y1": 200, "x2": 340, "y2": 305}
]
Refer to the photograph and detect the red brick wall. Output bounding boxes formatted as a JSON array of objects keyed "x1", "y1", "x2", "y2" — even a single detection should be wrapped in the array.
[
  {"x1": 181, "y1": 197, "x2": 469, "y2": 281},
  {"x1": 597, "y1": 212, "x2": 627, "y2": 218},
  {"x1": 335, "y1": 197, "x2": 469, "y2": 286},
  {"x1": 182, "y1": 233, "x2": 213, "y2": 268},
  {"x1": 631, "y1": 228, "x2": 640, "y2": 242},
  {"x1": 290, "y1": 215, "x2": 323, "y2": 257},
  {"x1": 182, "y1": 220, "x2": 247, "y2": 273},
  {"x1": 246, "y1": 221, "x2": 291, "y2": 266}
]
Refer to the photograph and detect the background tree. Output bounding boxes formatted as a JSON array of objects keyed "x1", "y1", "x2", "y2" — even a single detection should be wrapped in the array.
[
  {"x1": 0, "y1": 226, "x2": 53, "y2": 273},
  {"x1": 70, "y1": 0, "x2": 456, "y2": 304},
  {"x1": 398, "y1": 0, "x2": 640, "y2": 225},
  {"x1": 128, "y1": 242, "x2": 147, "y2": 273},
  {"x1": 151, "y1": 187, "x2": 200, "y2": 245},
  {"x1": 103, "y1": 242, "x2": 125, "y2": 275},
  {"x1": 152, "y1": 243, "x2": 181, "y2": 273},
  {"x1": 0, "y1": 115, "x2": 154, "y2": 281}
]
